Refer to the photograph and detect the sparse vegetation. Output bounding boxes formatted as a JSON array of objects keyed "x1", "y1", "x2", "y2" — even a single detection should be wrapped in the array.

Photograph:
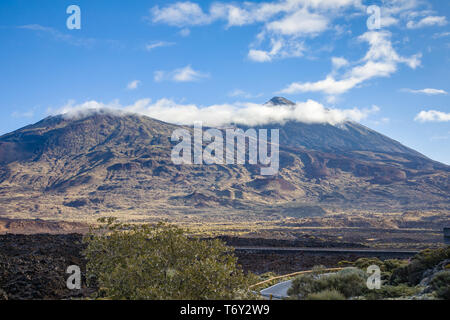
[
  {"x1": 288, "y1": 247, "x2": 450, "y2": 300},
  {"x1": 364, "y1": 284, "x2": 421, "y2": 300},
  {"x1": 339, "y1": 257, "x2": 408, "y2": 282},
  {"x1": 429, "y1": 271, "x2": 450, "y2": 300},
  {"x1": 390, "y1": 246, "x2": 450, "y2": 285},
  {"x1": 83, "y1": 218, "x2": 252, "y2": 300},
  {"x1": 306, "y1": 289, "x2": 346, "y2": 300},
  {"x1": 288, "y1": 268, "x2": 368, "y2": 299}
]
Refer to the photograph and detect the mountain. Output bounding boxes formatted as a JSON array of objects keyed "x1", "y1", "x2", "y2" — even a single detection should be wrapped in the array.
[
  {"x1": 265, "y1": 96, "x2": 296, "y2": 106},
  {"x1": 0, "y1": 99, "x2": 448, "y2": 223}
]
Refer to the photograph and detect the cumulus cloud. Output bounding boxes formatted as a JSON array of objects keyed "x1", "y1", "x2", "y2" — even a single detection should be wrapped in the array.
[
  {"x1": 332, "y1": 57, "x2": 349, "y2": 69},
  {"x1": 149, "y1": 0, "x2": 364, "y2": 63},
  {"x1": 280, "y1": 31, "x2": 421, "y2": 96},
  {"x1": 53, "y1": 97, "x2": 379, "y2": 127},
  {"x1": 402, "y1": 88, "x2": 448, "y2": 95},
  {"x1": 148, "y1": 0, "x2": 442, "y2": 65},
  {"x1": 248, "y1": 37, "x2": 305, "y2": 62},
  {"x1": 265, "y1": 8, "x2": 329, "y2": 36},
  {"x1": 55, "y1": 100, "x2": 124, "y2": 120},
  {"x1": 151, "y1": 2, "x2": 212, "y2": 26},
  {"x1": 415, "y1": 110, "x2": 450, "y2": 122},
  {"x1": 150, "y1": 0, "x2": 363, "y2": 28},
  {"x1": 154, "y1": 65, "x2": 209, "y2": 82},
  {"x1": 126, "y1": 80, "x2": 141, "y2": 90},
  {"x1": 407, "y1": 16, "x2": 447, "y2": 29}
]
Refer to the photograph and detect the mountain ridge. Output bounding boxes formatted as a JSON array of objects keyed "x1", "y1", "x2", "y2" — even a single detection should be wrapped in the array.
[{"x1": 0, "y1": 98, "x2": 448, "y2": 223}]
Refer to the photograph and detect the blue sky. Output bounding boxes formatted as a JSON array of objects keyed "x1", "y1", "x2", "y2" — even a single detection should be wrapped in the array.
[{"x1": 0, "y1": 0, "x2": 449, "y2": 163}]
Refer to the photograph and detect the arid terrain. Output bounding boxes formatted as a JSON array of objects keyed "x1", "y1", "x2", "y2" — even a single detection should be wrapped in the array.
[
  {"x1": 0, "y1": 98, "x2": 449, "y2": 223},
  {"x1": 0, "y1": 98, "x2": 448, "y2": 248},
  {"x1": 0, "y1": 233, "x2": 429, "y2": 300}
]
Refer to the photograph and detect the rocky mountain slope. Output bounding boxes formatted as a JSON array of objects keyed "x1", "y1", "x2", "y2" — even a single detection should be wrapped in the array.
[{"x1": 0, "y1": 98, "x2": 448, "y2": 224}]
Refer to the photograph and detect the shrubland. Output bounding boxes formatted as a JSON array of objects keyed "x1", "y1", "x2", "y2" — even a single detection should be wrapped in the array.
[
  {"x1": 83, "y1": 218, "x2": 253, "y2": 300},
  {"x1": 289, "y1": 246, "x2": 450, "y2": 300}
]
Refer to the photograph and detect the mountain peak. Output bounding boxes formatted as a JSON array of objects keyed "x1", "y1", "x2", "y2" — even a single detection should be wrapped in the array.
[{"x1": 265, "y1": 97, "x2": 295, "y2": 106}]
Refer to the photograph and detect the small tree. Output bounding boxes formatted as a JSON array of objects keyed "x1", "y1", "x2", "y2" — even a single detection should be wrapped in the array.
[{"x1": 83, "y1": 218, "x2": 251, "y2": 300}]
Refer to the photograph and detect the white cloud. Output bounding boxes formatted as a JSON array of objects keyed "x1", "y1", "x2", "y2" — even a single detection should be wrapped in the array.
[
  {"x1": 151, "y1": 2, "x2": 212, "y2": 26},
  {"x1": 248, "y1": 37, "x2": 305, "y2": 62},
  {"x1": 54, "y1": 97, "x2": 379, "y2": 127},
  {"x1": 415, "y1": 110, "x2": 450, "y2": 122},
  {"x1": 332, "y1": 57, "x2": 349, "y2": 69},
  {"x1": 265, "y1": 8, "x2": 329, "y2": 36},
  {"x1": 403, "y1": 88, "x2": 448, "y2": 95},
  {"x1": 126, "y1": 80, "x2": 141, "y2": 90},
  {"x1": 228, "y1": 89, "x2": 263, "y2": 99},
  {"x1": 179, "y1": 28, "x2": 191, "y2": 36},
  {"x1": 248, "y1": 49, "x2": 272, "y2": 62},
  {"x1": 56, "y1": 100, "x2": 123, "y2": 120},
  {"x1": 150, "y1": 0, "x2": 364, "y2": 63},
  {"x1": 280, "y1": 31, "x2": 421, "y2": 96},
  {"x1": 154, "y1": 65, "x2": 209, "y2": 82},
  {"x1": 407, "y1": 15, "x2": 448, "y2": 29},
  {"x1": 148, "y1": 0, "x2": 444, "y2": 65},
  {"x1": 18, "y1": 24, "x2": 95, "y2": 47},
  {"x1": 433, "y1": 31, "x2": 450, "y2": 38},
  {"x1": 145, "y1": 41, "x2": 175, "y2": 51}
]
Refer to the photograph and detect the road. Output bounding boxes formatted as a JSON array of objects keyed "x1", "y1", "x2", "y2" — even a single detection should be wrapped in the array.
[
  {"x1": 259, "y1": 272, "x2": 340, "y2": 299},
  {"x1": 260, "y1": 280, "x2": 293, "y2": 300},
  {"x1": 234, "y1": 246, "x2": 419, "y2": 255}
]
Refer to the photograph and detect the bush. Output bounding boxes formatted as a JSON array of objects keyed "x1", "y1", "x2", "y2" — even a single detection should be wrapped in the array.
[
  {"x1": 288, "y1": 267, "x2": 368, "y2": 299},
  {"x1": 340, "y1": 257, "x2": 408, "y2": 282},
  {"x1": 306, "y1": 289, "x2": 346, "y2": 300},
  {"x1": 83, "y1": 218, "x2": 251, "y2": 300},
  {"x1": 390, "y1": 247, "x2": 450, "y2": 285},
  {"x1": 430, "y1": 271, "x2": 450, "y2": 300},
  {"x1": 364, "y1": 284, "x2": 421, "y2": 300},
  {"x1": 287, "y1": 274, "x2": 320, "y2": 299},
  {"x1": 0, "y1": 288, "x2": 7, "y2": 300}
]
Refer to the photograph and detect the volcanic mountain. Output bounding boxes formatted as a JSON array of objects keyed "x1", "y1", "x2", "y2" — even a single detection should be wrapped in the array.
[{"x1": 0, "y1": 98, "x2": 448, "y2": 224}]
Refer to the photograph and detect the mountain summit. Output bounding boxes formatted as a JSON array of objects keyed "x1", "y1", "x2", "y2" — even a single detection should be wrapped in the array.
[
  {"x1": 265, "y1": 97, "x2": 295, "y2": 106},
  {"x1": 0, "y1": 110, "x2": 448, "y2": 221}
]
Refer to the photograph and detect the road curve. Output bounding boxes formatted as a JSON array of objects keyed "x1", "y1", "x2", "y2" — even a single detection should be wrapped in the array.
[{"x1": 260, "y1": 280, "x2": 293, "y2": 300}]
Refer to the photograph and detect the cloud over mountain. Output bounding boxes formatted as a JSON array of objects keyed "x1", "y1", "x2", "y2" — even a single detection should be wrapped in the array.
[{"x1": 54, "y1": 97, "x2": 379, "y2": 127}]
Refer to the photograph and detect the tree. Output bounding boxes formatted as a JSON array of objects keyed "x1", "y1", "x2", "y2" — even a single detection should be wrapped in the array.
[{"x1": 83, "y1": 218, "x2": 251, "y2": 300}]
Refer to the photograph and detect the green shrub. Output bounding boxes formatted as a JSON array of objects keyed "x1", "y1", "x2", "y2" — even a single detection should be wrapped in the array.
[
  {"x1": 364, "y1": 284, "x2": 421, "y2": 300},
  {"x1": 351, "y1": 258, "x2": 384, "y2": 271},
  {"x1": 259, "y1": 272, "x2": 278, "y2": 281},
  {"x1": 383, "y1": 259, "x2": 409, "y2": 274},
  {"x1": 288, "y1": 267, "x2": 368, "y2": 299},
  {"x1": 390, "y1": 247, "x2": 450, "y2": 286},
  {"x1": 339, "y1": 258, "x2": 408, "y2": 284},
  {"x1": 306, "y1": 289, "x2": 346, "y2": 300},
  {"x1": 430, "y1": 271, "x2": 450, "y2": 300},
  {"x1": 287, "y1": 274, "x2": 320, "y2": 298},
  {"x1": 83, "y1": 218, "x2": 251, "y2": 300}
]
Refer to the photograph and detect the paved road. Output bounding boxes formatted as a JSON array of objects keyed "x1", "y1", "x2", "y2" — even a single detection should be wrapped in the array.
[
  {"x1": 259, "y1": 272, "x2": 338, "y2": 299},
  {"x1": 234, "y1": 246, "x2": 419, "y2": 255},
  {"x1": 260, "y1": 280, "x2": 293, "y2": 300}
]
